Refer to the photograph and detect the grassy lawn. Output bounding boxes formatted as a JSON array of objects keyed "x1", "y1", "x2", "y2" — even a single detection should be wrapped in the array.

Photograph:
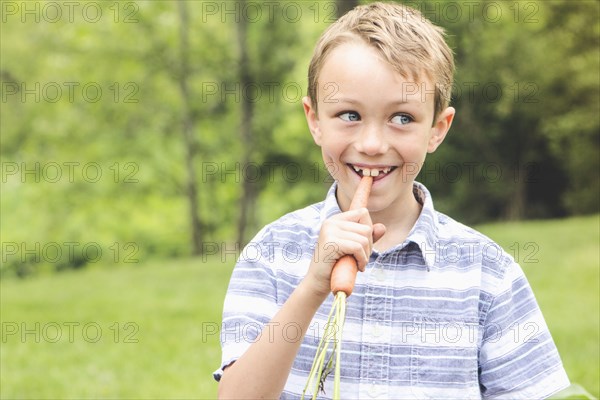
[
  {"x1": 1, "y1": 215, "x2": 598, "y2": 399},
  {"x1": 1, "y1": 257, "x2": 231, "y2": 399}
]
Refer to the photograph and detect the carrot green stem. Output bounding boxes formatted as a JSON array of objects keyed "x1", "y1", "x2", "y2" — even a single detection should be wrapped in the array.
[
  {"x1": 302, "y1": 297, "x2": 337, "y2": 400},
  {"x1": 302, "y1": 292, "x2": 346, "y2": 400},
  {"x1": 301, "y1": 292, "x2": 347, "y2": 400},
  {"x1": 333, "y1": 292, "x2": 346, "y2": 399}
]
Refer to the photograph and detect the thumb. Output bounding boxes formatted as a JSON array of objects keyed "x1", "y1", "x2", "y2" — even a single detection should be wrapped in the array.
[{"x1": 372, "y1": 223, "x2": 386, "y2": 243}]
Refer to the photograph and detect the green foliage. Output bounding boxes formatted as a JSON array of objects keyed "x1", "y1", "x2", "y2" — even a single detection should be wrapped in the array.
[
  {"x1": 419, "y1": 0, "x2": 599, "y2": 222},
  {"x1": 1, "y1": 0, "x2": 598, "y2": 274},
  {"x1": 538, "y1": 1, "x2": 600, "y2": 214}
]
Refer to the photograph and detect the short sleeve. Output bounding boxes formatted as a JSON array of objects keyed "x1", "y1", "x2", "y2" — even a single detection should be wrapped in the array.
[
  {"x1": 479, "y1": 261, "x2": 570, "y2": 399},
  {"x1": 213, "y1": 227, "x2": 280, "y2": 382}
]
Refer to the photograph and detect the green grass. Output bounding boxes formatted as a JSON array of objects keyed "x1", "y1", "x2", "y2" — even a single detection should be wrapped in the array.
[
  {"x1": 1, "y1": 215, "x2": 598, "y2": 399},
  {"x1": 1, "y1": 258, "x2": 232, "y2": 399}
]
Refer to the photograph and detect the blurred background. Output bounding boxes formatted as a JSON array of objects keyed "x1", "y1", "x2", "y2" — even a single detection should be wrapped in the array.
[{"x1": 1, "y1": 0, "x2": 598, "y2": 398}]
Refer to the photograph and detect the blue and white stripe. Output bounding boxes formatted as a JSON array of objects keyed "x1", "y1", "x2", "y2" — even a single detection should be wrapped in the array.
[{"x1": 215, "y1": 182, "x2": 569, "y2": 399}]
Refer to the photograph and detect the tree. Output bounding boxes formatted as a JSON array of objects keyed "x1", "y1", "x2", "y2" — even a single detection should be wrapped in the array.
[
  {"x1": 418, "y1": 0, "x2": 595, "y2": 222},
  {"x1": 539, "y1": 0, "x2": 600, "y2": 214},
  {"x1": 235, "y1": 0, "x2": 256, "y2": 247},
  {"x1": 337, "y1": 0, "x2": 359, "y2": 17},
  {"x1": 177, "y1": 0, "x2": 203, "y2": 254}
]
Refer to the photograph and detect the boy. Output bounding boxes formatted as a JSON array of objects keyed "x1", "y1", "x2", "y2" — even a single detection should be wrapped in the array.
[{"x1": 214, "y1": 2, "x2": 569, "y2": 399}]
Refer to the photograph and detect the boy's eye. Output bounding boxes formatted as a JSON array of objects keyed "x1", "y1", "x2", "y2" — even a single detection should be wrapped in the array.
[
  {"x1": 391, "y1": 114, "x2": 413, "y2": 125},
  {"x1": 339, "y1": 111, "x2": 360, "y2": 122}
]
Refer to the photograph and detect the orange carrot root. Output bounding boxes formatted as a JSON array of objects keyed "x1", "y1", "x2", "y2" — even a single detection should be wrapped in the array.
[
  {"x1": 349, "y1": 176, "x2": 373, "y2": 210},
  {"x1": 330, "y1": 176, "x2": 373, "y2": 296}
]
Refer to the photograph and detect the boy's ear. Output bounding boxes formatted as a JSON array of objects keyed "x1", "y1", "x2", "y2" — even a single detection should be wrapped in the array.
[
  {"x1": 303, "y1": 96, "x2": 322, "y2": 145},
  {"x1": 427, "y1": 106, "x2": 455, "y2": 153}
]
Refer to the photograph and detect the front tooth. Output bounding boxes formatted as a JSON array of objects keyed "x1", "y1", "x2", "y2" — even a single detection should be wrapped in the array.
[
  {"x1": 362, "y1": 168, "x2": 371, "y2": 177},
  {"x1": 371, "y1": 169, "x2": 380, "y2": 177}
]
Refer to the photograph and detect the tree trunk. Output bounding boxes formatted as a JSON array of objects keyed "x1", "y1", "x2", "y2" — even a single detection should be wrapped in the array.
[
  {"x1": 177, "y1": 1, "x2": 203, "y2": 255},
  {"x1": 236, "y1": 0, "x2": 256, "y2": 247},
  {"x1": 337, "y1": 0, "x2": 358, "y2": 18},
  {"x1": 506, "y1": 163, "x2": 527, "y2": 220}
]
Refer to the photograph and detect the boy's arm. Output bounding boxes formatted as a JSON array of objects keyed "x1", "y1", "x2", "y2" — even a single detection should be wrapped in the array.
[
  {"x1": 217, "y1": 207, "x2": 384, "y2": 399},
  {"x1": 218, "y1": 276, "x2": 327, "y2": 399},
  {"x1": 479, "y1": 259, "x2": 570, "y2": 399}
]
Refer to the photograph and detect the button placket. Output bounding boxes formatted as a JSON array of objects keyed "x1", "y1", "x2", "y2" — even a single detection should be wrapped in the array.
[{"x1": 359, "y1": 257, "x2": 392, "y2": 397}]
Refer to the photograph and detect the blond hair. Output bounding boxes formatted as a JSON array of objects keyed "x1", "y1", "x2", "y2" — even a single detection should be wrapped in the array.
[{"x1": 307, "y1": 2, "x2": 454, "y2": 120}]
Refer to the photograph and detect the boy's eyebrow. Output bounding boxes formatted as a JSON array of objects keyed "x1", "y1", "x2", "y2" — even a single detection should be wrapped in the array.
[
  {"x1": 334, "y1": 97, "x2": 361, "y2": 105},
  {"x1": 333, "y1": 97, "x2": 418, "y2": 106}
]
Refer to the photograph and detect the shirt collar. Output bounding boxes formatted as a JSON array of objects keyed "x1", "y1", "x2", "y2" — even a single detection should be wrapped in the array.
[
  {"x1": 320, "y1": 181, "x2": 439, "y2": 269},
  {"x1": 406, "y1": 181, "x2": 439, "y2": 268}
]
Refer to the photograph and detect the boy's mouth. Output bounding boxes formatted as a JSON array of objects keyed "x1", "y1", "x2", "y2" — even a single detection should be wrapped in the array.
[{"x1": 348, "y1": 164, "x2": 397, "y2": 180}]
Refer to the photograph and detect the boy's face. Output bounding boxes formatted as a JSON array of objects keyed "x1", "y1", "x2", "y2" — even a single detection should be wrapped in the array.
[{"x1": 303, "y1": 41, "x2": 455, "y2": 218}]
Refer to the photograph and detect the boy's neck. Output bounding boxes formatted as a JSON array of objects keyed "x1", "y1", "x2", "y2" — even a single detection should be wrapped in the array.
[{"x1": 371, "y1": 191, "x2": 423, "y2": 253}]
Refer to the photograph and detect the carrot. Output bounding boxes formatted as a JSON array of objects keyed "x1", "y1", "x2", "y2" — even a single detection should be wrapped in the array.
[
  {"x1": 305, "y1": 178, "x2": 373, "y2": 397},
  {"x1": 330, "y1": 176, "x2": 373, "y2": 296}
]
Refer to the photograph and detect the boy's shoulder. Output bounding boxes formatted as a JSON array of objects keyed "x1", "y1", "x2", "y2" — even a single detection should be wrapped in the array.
[
  {"x1": 252, "y1": 199, "x2": 327, "y2": 243},
  {"x1": 415, "y1": 181, "x2": 503, "y2": 253},
  {"x1": 435, "y1": 211, "x2": 495, "y2": 243},
  {"x1": 275, "y1": 199, "x2": 326, "y2": 228},
  {"x1": 433, "y1": 210, "x2": 517, "y2": 282}
]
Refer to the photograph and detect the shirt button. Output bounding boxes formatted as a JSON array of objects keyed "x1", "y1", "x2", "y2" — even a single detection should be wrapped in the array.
[
  {"x1": 368, "y1": 383, "x2": 378, "y2": 397},
  {"x1": 373, "y1": 268, "x2": 385, "y2": 282},
  {"x1": 373, "y1": 324, "x2": 383, "y2": 337}
]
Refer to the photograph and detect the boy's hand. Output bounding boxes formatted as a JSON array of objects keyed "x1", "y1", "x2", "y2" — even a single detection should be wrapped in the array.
[{"x1": 305, "y1": 208, "x2": 386, "y2": 298}]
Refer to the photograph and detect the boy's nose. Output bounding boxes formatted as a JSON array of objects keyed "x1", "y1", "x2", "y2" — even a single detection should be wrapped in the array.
[{"x1": 355, "y1": 125, "x2": 388, "y2": 155}]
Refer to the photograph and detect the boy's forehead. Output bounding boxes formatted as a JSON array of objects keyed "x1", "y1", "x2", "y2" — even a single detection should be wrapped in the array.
[{"x1": 318, "y1": 42, "x2": 436, "y2": 107}]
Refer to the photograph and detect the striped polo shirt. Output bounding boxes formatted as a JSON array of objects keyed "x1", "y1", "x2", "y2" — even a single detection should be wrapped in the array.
[{"x1": 215, "y1": 182, "x2": 569, "y2": 399}]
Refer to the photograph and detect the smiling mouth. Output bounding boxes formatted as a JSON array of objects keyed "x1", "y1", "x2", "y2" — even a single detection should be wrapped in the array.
[{"x1": 348, "y1": 164, "x2": 397, "y2": 178}]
